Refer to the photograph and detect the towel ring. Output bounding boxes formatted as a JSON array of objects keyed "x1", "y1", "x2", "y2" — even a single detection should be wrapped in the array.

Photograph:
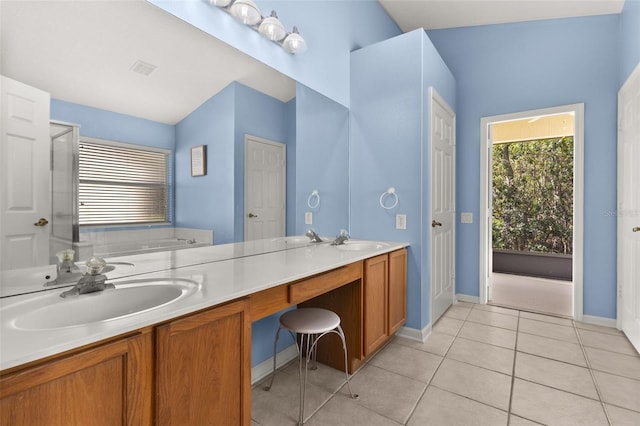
[
  {"x1": 379, "y1": 187, "x2": 399, "y2": 210},
  {"x1": 307, "y1": 190, "x2": 320, "y2": 209}
]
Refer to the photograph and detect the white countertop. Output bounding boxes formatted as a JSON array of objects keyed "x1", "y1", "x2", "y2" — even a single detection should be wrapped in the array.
[{"x1": 0, "y1": 238, "x2": 407, "y2": 371}]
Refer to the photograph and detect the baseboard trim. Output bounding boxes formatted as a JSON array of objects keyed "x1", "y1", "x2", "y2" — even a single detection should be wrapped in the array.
[
  {"x1": 251, "y1": 344, "x2": 298, "y2": 385},
  {"x1": 396, "y1": 323, "x2": 432, "y2": 343},
  {"x1": 456, "y1": 294, "x2": 480, "y2": 304},
  {"x1": 581, "y1": 314, "x2": 617, "y2": 328}
]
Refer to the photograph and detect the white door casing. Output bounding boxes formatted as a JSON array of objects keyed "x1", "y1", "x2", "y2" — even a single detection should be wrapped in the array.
[
  {"x1": 617, "y1": 62, "x2": 640, "y2": 352},
  {"x1": 244, "y1": 135, "x2": 286, "y2": 241},
  {"x1": 430, "y1": 88, "x2": 456, "y2": 323},
  {"x1": 0, "y1": 76, "x2": 51, "y2": 270},
  {"x1": 479, "y1": 104, "x2": 584, "y2": 320}
]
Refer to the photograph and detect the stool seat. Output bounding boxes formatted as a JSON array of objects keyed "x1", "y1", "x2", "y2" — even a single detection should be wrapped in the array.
[{"x1": 280, "y1": 308, "x2": 340, "y2": 334}]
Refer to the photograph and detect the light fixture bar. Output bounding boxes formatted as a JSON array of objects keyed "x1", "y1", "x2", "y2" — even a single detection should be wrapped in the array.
[{"x1": 209, "y1": 0, "x2": 306, "y2": 54}]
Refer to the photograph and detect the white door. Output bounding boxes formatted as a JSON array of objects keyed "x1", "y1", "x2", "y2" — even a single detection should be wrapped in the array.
[
  {"x1": 244, "y1": 135, "x2": 285, "y2": 241},
  {"x1": 0, "y1": 76, "x2": 51, "y2": 270},
  {"x1": 430, "y1": 89, "x2": 456, "y2": 323},
  {"x1": 617, "y1": 63, "x2": 640, "y2": 352}
]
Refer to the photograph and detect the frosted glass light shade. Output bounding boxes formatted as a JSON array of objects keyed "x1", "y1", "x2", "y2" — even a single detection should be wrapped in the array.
[
  {"x1": 258, "y1": 11, "x2": 286, "y2": 41},
  {"x1": 210, "y1": 0, "x2": 232, "y2": 7},
  {"x1": 282, "y1": 27, "x2": 307, "y2": 54},
  {"x1": 229, "y1": 0, "x2": 261, "y2": 25}
]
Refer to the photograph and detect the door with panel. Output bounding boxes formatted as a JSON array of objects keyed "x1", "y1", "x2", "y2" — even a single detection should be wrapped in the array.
[
  {"x1": 430, "y1": 88, "x2": 456, "y2": 323},
  {"x1": 618, "y1": 63, "x2": 640, "y2": 352}
]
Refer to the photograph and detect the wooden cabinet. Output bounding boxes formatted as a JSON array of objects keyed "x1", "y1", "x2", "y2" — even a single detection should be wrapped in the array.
[
  {"x1": 363, "y1": 254, "x2": 389, "y2": 356},
  {"x1": 156, "y1": 298, "x2": 251, "y2": 426},
  {"x1": 363, "y1": 249, "x2": 407, "y2": 357},
  {"x1": 0, "y1": 330, "x2": 153, "y2": 426}
]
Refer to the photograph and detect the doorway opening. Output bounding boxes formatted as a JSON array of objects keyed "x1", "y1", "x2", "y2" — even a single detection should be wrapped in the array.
[{"x1": 480, "y1": 104, "x2": 584, "y2": 320}]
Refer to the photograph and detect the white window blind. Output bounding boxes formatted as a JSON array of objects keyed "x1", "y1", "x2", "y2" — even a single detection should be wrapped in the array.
[{"x1": 78, "y1": 140, "x2": 170, "y2": 226}]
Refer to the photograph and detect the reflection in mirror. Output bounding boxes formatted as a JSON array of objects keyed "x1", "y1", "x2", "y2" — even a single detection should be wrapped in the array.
[{"x1": 0, "y1": 0, "x2": 349, "y2": 296}]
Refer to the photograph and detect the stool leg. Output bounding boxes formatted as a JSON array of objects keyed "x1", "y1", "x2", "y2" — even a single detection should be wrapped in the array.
[
  {"x1": 337, "y1": 325, "x2": 359, "y2": 399},
  {"x1": 298, "y1": 333, "x2": 309, "y2": 426},
  {"x1": 263, "y1": 326, "x2": 283, "y2": 391}
]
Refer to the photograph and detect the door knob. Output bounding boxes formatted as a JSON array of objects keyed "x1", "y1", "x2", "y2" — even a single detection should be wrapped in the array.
[
  {"x1": 34, "y1": 218, "x2": 49, "y2": 227},
  {"x1": 248, "y1": 213, "x2": 258, "y2": 218},
  {"x1": 633, "y1": 226, "x2": 640, "y2": 232},
  {"x1": 432, "y1": 220, "x2": 442, "y2": 228}
]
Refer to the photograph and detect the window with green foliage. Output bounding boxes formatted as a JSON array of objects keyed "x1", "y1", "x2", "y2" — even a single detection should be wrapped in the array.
[
  {"x1": 78, "y1": 139, "x2": 170, "y2": 226},
  {"x1": 492, "y1": 137, "x2": 573, "y2": 254}
]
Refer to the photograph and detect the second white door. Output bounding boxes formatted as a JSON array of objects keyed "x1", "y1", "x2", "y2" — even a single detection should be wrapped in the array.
[{"x1": 244, "y1": 135, "x2": 286, "y2": 241}]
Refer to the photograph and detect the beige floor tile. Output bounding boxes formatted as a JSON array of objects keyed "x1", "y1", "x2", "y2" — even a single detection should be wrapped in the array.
[
  {"x1": 508, "y1": 415, "x2": 542, "y2": 425},
  {"x1": 447, "y1": 337, "x2": 515, "y2": 375},
  {"x1": 346, "y1": 364, "x2": 426, "y2": 424},
  {"x1": 475, "y1": 303, "x2": 520, "y2": 316},
  {"x1": 511, "y1": 379, "x2": 609, "y2": 426},
  {"x1": 281, "y1": 360, "x2": 348, "y2": 394},
  {"x1": 578, "y1": 329, "x2": 639, "y2": 356},
  {"x1": 605, "y1": 404, "x2": 640, "y2": 426},
  {"x1": 251, "y1": 420, "x2": 261, "y2": 426},
  {"x1": 394, "y1": 332, "x2": 455, "y2": 357},
  {"x1": 575, "y1": 321, "x2": 624, "y2": 336},
  {"x1": 514, "y1": 352, "x2": 598, "y2": 399},
  {"x1": 593, "y1": 370, "x2": 640, "y2": 412},
  {"x1": 467, "y1": 308, "x2": 519, "y2": 330},
  {"x1": 306, "y1": 394, "x2": 401, "y2": 426},
  {"x1": 518, "y1": 318, "x2": 579, "y2": 343},
  {"x1": 444, "y1": 305, "x2": 472, "y2": 321},
  {"x1": 585, "y1": 346, "x2": 640, "y2": 380},
  {"x1": 433, "y1": 316, "x2": 464, "y2": 336},
  {"x1": 407, "y1": 386, "x2": 508, "y2": 426},
  {"x1": 517, "y1": 331, "x2": 587, "y2": 366},
  {"x1": 252, "y1": 371, "x2": 334, "y2": 425},
  {"x1": 519, "y1": 310, "x2": 573, "y2": 326},
  {"x1": 369, "y1": 341, "x2": 442, "y2": 383},
  {"x1": 431, "y1": 358, "x2": 512, "y2": 410},
  {"x1": 458, "y1": 321, "x2": 517, "y2": 349}
]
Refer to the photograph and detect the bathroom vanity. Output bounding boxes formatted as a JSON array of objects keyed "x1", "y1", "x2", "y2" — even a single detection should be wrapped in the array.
[{"x1": 0, "y1": 239, "x2": 407, "y2": 425}]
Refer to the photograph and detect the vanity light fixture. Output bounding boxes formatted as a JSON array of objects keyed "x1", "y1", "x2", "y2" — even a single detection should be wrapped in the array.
[{"x1": 209, "y1": 0, "x2": 307, "y2": 53}]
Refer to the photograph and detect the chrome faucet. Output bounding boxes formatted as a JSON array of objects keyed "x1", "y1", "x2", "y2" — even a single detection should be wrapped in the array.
[
  {"x1": 330, "y1": 229, "x2": 350, "y2": 246},
  {"x1": 305, "y1": 228, "x2": 323, "y2": 243},
  {"x1": 45, "y1": 249, "x2": 84, "y2": 286},
  {"x1": 60, "y1": 257, "x2": 114, "y2": 298}
]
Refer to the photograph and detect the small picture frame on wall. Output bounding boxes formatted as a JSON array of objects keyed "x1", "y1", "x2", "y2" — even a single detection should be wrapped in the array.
[{"x1": 191, "y1": 145, "x2": 207, "y2": 176}]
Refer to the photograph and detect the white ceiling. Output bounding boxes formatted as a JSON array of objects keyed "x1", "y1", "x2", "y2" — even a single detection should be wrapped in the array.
[
  {"x1": 379, "y1": 0, "x2": 625, "y2": 32},
  {"x1": 0, "y1": 0, "x2": 295, "y2": 125},
  {"x1": 1, "y1": 1, "x2": 625, "y2": 125}
]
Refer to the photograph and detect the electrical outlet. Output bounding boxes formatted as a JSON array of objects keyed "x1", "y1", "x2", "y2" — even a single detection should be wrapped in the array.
[
  {"x1": 305, "y1": 212, "x2": 313, "y2": 225},
  {"x1": 461, "y1": 212, "x2": 473, "y2": 224},
  {"x1": 395, "y1": 214, "x2": 406, "y2": 230}
]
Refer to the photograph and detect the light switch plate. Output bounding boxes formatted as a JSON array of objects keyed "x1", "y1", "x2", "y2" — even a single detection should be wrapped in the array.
[
  {"x1": 305, "y1": 212, "x2": 313, "y2": 225},
  {"x1": 396, "y1": 214, "x2": 406, "y2": 230},
  {"x1": 461, "y1": 212, "x2": 473, "y2": 224}
]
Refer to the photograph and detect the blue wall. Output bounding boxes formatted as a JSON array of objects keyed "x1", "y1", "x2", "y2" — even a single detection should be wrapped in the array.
[
  {"x1": 620, "y1": 0, "x2": 640, "y2": 84},
  {"x1": 350, "y1": 30, "x2": 455, "y2": 329},
  {"x1": 294, "y1": 83, "x2": 350, "y2": 237},
  {"x1": 428, "y1": 15, "x2": 620, "y2": 318},
  {"x1": 148, "y1": 0, "x2": 401, "y2": 107}
]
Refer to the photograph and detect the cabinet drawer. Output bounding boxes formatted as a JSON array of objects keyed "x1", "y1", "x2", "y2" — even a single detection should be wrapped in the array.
[{"x1": 289, "y1": 261, "x2": 362, "y2": 304}]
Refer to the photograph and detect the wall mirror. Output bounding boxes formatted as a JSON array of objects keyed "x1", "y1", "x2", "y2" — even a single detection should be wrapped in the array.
[{"x1": 0, "y1": 0, "x2": 349, "y2": 288}]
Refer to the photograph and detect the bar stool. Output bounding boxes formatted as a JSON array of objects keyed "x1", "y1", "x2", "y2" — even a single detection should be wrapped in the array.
[{"x1": 263, "y1": 307, "x2": 358, "y2": 425}]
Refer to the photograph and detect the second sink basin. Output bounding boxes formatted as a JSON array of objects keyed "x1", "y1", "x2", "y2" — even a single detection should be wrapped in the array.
[
  {"x1": 335, "y1": 241, "x2": 390, "y2": 251},
  {"x1": 7, "y1": 278, "x2": 200, "y2": 330}
]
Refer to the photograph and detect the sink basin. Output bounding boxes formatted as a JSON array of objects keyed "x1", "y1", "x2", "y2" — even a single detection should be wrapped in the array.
[
  {"x1": 271, "y1": 236, "x2": 313, "y2": 244},
  {"x1": 7, "y1": 278, "x2": 199, "y2": 330},
  {"x1": 335, "y1": 241, "x2": 389, "y2": 251}
]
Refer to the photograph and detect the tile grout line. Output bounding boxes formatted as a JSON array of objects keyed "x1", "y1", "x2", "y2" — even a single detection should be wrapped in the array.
[{"x1": 573, "y1": 319, "x2": 613, "y2": 426}]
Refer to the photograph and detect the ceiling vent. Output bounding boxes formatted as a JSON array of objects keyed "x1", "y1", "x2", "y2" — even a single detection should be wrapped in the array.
[{"x1": 130, "y1": 60, "x2": 157, "y2": 76}]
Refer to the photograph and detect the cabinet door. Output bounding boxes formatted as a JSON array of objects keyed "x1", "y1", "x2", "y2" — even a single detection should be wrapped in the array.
[
  {"x1": 388, "y1": 249, "x2": 407, "y2": 335},
  {"x1": 156, "y1": 298, "x2": 251, "y2": 426},
  {"x1": 0, "y1": 331, "x2": 153, "y2": 426},
  {"x1": 363, "y1": 254, "x2": 389, "y2": 357}
]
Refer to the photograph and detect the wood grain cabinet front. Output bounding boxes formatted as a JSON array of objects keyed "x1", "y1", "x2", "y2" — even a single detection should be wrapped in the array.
[
  {"x1": 156, "y1": 298, "x2": 251, "y2": 426},
  {"x1": 0, "y1": 330, "x2": 154, "y2": 426}
]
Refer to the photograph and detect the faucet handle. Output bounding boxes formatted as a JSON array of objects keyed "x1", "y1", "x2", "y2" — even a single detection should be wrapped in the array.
[
  {"x1": 85, "y1": 257, "x2": 107, "y2": 275},
  {"x1": 339, "y1": 229, "x2": 349, "y2": 238}
]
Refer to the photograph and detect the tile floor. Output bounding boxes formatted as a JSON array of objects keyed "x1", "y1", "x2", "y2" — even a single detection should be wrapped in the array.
[{"x1": 251, "y1": 302, "x2": 640, "y2": 426}]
